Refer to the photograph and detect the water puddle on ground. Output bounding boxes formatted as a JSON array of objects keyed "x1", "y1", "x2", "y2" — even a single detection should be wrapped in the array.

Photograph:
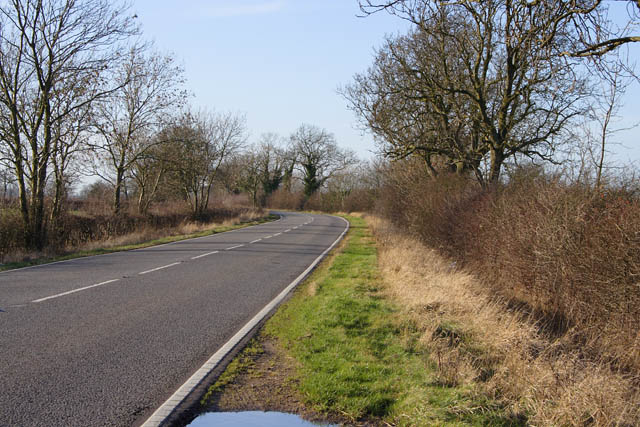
[{"x1": 187, "y1": 411, "x2": 336, "y2": 427}]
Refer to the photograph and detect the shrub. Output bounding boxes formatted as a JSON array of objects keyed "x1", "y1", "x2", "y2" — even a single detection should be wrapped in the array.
[{"x1": 378, "y1": 160, "x2": 640, "y2": 372}]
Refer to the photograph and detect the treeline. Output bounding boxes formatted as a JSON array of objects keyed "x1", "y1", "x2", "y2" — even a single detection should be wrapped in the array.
[{"x1": 0, "y1": 0, "x2": 372, "y2": 258}]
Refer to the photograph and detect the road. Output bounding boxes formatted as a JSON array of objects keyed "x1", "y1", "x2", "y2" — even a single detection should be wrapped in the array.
[{"x1": 0, "y1": 212, "x2": 347, "y2": 427}]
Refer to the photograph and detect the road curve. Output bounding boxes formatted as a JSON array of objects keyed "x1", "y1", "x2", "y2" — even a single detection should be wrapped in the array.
[{"x1": 0, "y1": 212, "x2": 348, "y2": 427}]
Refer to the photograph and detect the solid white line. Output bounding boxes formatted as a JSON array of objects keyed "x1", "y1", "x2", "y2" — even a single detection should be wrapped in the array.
[
  {"x1": 191, "y1": 251, "x2": 219, "y2": 260},
  {"x1": 250, "y1": 239, "x2": 262, "y2": 244},
  {"x1": 139, "y1": 262, "x2": 181, "y2": 276},
  {"x1": 32, "y1": 279, "x2": 120, "y2": 303},
  {"x1": 141, "y1": 214, "x2": 350, "y2": 427},
  {"x1": 225, "y1": 244, "x2": 245, "y2": 251}
]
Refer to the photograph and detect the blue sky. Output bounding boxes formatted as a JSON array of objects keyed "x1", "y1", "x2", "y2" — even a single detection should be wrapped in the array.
[
  {"x1": 132, "y1": 0, "x2": 639, "y2": 165},
  {"x1": 132, "y1": 0, "x2": 410, "y2": 160}
]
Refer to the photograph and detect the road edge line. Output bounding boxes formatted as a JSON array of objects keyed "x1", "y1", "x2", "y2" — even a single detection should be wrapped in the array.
[{"x1": 140, "y1": 214, "x2": 350, "y2": 427}]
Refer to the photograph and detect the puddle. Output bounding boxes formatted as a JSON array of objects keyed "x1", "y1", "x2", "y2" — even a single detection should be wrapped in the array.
[{"x1": 187, "y1": 411, "x2": 336, "y2": 427}]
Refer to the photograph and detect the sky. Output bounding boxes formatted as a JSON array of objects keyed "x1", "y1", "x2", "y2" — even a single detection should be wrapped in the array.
[{"x1": 131, "y1": 0, "x2": 640, "y2": 165}]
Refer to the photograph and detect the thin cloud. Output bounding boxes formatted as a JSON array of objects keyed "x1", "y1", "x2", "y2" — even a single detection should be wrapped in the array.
[{"x1": 199, "y1": 1, "x2": 286, "y2": 18}]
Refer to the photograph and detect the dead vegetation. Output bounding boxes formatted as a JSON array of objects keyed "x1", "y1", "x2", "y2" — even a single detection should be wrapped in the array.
[
  {"x1": 0, "y1": 200, "x2": 264, "y2": 265},
  {"x1": 368, "y1": 214, "x2": 640, "y2": 425}
]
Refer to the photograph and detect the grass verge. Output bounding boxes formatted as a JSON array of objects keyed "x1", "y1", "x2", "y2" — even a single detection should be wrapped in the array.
[
  {"x1": 209, "y1": 215, "x2": 518, "y2": 425},
  {"x1": 0, "y1": 214, "x2": 278, "y2": 272}
]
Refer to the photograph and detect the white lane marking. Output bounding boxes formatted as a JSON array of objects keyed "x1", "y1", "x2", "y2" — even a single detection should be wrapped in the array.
[
  {"x1": 283, "y1": 229, "x2": 291, "y2": 233},
  {"x1": 32, "y1": 279, "x2": 120, "y2": 303},
  {"x1": 139, "y1": 262, "x2": 181, "y2": 276},
  {"x1": 9, "y1": 304, "x2": 27, "y2": 308},
  {"x1": 273, "y1": 233, "x2": 282, "y2": 237},
  {"x1": 225, "y1": 244, "x2": 245, "y2": 251},
  {"x1": 250, "y1": 239, "x2": 262, "y2": 244},
  {"x1": 293, "y1": 226, "x2": 299, "y2": 230},
  {"x1": 191, "y1": 251, "x2": 219, "y2": 260},
  {"x1": 141, "y1": 215, "x2": 349, "y2": 427},
  {"x1": 263, "y1": 235, "x2": 273, "y2": 239}
]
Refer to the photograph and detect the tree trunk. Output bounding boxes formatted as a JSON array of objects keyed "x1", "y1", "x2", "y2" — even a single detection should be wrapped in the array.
[
  {"x1": 137, "y1": 184, "x2": 147, "y2": 215},
  {"x1": 488, "y1": 148, "x2": 504, "y2": 186},
  {"x1": 50, "y1": 175, "x2": 64, "y2": 224},
  {"x1": 114, "y1": 168, "x2": 124, "y2": 214}
]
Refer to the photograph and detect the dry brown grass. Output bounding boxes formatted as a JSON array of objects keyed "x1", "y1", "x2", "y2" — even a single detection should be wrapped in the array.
[
  {"x1": 71, "y1": 208, "x2": 264, "y2": 253},
  {"x1": 368, "y1": 214, "x2": 640, "y2": 426},
  {"x1": 0, "y1": 206, "x2": 264, "y2": 264}
]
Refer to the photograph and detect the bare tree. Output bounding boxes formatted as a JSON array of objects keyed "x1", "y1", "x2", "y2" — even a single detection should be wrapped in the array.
[
  {"x1": 129, "y1": 139, "x2": 168, "y2": 214},
  {"x1": 0, "y1": 162, "x2": 16, "y2": 200},
  {"x1": 350, "y1": 1, "x2": 595, "y2": 185},
  {"x1": 49, "y1": 91, "x2": 94, "y2": 224},
  {"x1": 228, "y1": 134, "x2": 289, "y2": 207},
  {"x1": 290, "y1": 124, "x2": 357, "y2": 198},
  {"x1": 341, "y1": 27, "x2": 487, "y2": 181},
  {"x1": 90, "y1": 45, "x2": 187, "y2": 214},
  {"x1": 232, "y1": 150, "x2": 262, "y2": 207},
  {"x1": 588, "y1": 57, "x2": 637, "y2": 188},
  {"x1": 165, "y1": 111, "x2": 247, "y2": 217},
  {"x1": 255, "y1": 133, "x2": 288, "y2": 205},
  {"x1": 325, "y1": 164, "x2": 364, "y2": 211},
  {"x1": 0, "y1": 0, "x2": 137, "y2": 249}
]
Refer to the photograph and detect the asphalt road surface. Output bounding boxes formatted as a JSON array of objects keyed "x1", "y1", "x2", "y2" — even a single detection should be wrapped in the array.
[{"x1": 0, "y1": 212, "x2": 347, "y2": 427}]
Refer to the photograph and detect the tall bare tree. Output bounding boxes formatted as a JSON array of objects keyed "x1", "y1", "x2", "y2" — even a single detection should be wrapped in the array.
[
  {"x1": 90, "y1": 45, "x2": 187, "y2": 213},
  {"x1": 341, "y1": 27, "x2": 487, "y2": 181},
  {"x1": 586, "y1": 56, "x2": 637, "y2": 188},
  {"x1": 165, "y1": 111, "x2": 247, "y2": 217},
  {"x1": 0, "y1": 0, "x2": 137, "y2": 249},
  {"x1": 232, "y1": 150, "x2": 262, "y2": 207},
  {"x1": 290, "y1": 124, "x2": 357, "y2": 198},
  {"x1": 351, "y1": 1, "x2": 599, "y2": 185},
  {"x1": 129, "y1": 139, "x2": 168, "y2": 214},
  {"x1": 255, "y1": 133, "x2": 288, "y2": 205},
  {"x1": 228, "y1": 134, "x2": 289, "y2": 207},
  {"x1": 49, "y1": 89, "x2": 93, "y2": 224}
]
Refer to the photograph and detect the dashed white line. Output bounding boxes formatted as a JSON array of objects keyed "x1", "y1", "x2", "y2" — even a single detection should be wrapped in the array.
[
  {"x1": 263, "y1": 235, "x2": 273, "y2": 239},
  {"x1": 139, "y1": 262, "x2": 181, "y2": 276},
  {"x1": 293, "y1": 226, "x2": 299, "y2": 229},
  {"x1": 283, "y1": 229, "x2": 291, "y2": 233},
  {"x1": 273, "y1": 233, "x2": 282, "y2": 237},
  {"x1": 191, "y1": 251, "x2": 219, "y2": 260},
  {"x1": 225, "y1": 244, "x2": 245, "y2": 250},
  {"x1": 250, "y1": 239, "x2": 262, "y2": 243},
  {"x1": 32, "y1": 279, "x2": 120, "y2": 303}
]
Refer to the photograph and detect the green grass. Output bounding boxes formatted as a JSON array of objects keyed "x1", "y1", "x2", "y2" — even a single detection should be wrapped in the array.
[
  {"x1": 265, "y1": 216, "x2": 521, "y2": 426},
  {"x1": 0, "y1": 215, "x2": 277, "y2": 272}
]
